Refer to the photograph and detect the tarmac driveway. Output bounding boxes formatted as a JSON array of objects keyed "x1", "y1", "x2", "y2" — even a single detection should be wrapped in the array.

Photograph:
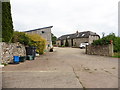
[{"x1": 2, "y1": 47, "x2": 118, "y2": 88}]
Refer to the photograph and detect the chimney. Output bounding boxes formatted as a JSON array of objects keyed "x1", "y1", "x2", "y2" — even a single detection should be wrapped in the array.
[{"x1": 76, "y1": 31, "x2": 79, "y2": 35}]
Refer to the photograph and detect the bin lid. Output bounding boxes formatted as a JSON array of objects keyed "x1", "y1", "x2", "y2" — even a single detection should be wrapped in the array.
[{"x1": 26, "y1": 46, "x2": 36, "y2": 49}]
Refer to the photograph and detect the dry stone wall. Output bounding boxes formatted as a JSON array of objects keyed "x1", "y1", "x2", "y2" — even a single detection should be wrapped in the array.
[
  {"x1": 0, "y1": 42, "x2": 26, "y2": 64},
  {"x1": 86, "y1": 44, "x2": 114, "y2": 56}
]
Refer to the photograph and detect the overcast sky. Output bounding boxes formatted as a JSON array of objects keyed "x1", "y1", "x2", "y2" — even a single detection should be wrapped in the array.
[{"x1": 10, "y1": 0, "x2": 119, "y2": 37}]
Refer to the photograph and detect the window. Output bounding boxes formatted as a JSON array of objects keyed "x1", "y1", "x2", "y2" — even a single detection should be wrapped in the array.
[
  {"x1": 67, "y1": 36, "x2": 70, "y2": 38},
  {"x1": 82, "y1": 34, "x2": 85, "y2": 36},
  {"x1": 41, "y1": 31, "x2": 45, "y2": 33}
]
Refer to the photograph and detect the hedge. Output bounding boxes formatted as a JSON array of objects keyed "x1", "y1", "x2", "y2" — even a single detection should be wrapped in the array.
[
  {"x1": 92, "y1": 33, "x2": 120, "y2": 52},
  {"x1": 12, "y1": 31, "x2": 32, "y2": 46}
]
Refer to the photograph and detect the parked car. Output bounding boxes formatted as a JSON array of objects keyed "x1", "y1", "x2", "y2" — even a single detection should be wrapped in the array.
[{"x1": 79, "y1": 43, "x2": 89, "y2": 49}]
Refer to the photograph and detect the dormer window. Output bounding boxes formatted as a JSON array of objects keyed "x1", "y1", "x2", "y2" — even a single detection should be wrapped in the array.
[
  {"x1": 82, "y1": 34, "x2": 85, "y2": 37},
  {"x1": 67, "y1": 36, "x2": 70, "y2": 38}
]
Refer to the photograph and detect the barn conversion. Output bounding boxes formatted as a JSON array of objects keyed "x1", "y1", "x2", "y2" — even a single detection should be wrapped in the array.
[{"x1": 56, "y1": 31, "x2": 100, "y2": 47}]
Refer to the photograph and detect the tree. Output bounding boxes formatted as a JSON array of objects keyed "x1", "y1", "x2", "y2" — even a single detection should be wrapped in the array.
[
  {"x1": 51, "y1": 33, "x2": 57, "y2": 45},
  {"x1": 2, "y1": 2, "x2": 14, "y2": 42},
  {"x1": 0, "y1": 1, "x2": 2, "y2": 42},
  {"x1": 102, "y1": 32, "x2": 105, "y2": 38},
  {"x1": 65, "y1": 38, "x2": 69, "y2": 47}
]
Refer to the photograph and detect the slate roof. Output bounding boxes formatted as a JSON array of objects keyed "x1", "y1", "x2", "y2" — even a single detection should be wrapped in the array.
[
  {"x1": 57, "y1": 31, "x2": 100, "y2": 40},
  {"x1": 25, "y1": 26, "x2": 53, "y2": 32}
]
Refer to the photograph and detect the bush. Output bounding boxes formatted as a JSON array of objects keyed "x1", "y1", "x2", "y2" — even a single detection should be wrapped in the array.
[
  {"x1": 92, "y1": 39, "x2": 110, "y2": 45},
  {"x1": 65, "y1": 38, "x2": 69, "y2": 47},
  {"x1": 12, "y1": 32, "x2": 46, "y2": 54},
  {"x1": 114, "y1": 37, "x2": 120, "y2": 52},
  {"x1": 58, "y1": 45, "x2": 62, "y2": 47},
  {"x1": 92, "y1": 33, "x2": 120, "y2": 52},
  {"x1": 27, "y1": 33, "x2": 46, "y2": 54},
  {"x1": 12, "y1": 31, "x2": 32, "y2": 46},
  {"x1": 62, "y1": 45, "x2": 65, "y2": 47},
  {"x1": 51, "y1": 33, "x2": 57, "y2": 45}
]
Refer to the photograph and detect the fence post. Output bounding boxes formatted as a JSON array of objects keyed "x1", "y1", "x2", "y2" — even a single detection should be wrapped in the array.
[
  {"x1": 85, "y1": 45, "x2": 88, "y2": 54},
  {"x1": 109, "y1": 44, "x2": 114, "y2": 56}
]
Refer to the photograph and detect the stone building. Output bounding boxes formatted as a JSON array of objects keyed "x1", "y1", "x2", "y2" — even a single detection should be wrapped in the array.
[
  {"x1": 56, "y1": 31, "x2": 100, "y2": 47},
  {"x1": 25, "y1": 26, "x2": 53, "y2": 49}
]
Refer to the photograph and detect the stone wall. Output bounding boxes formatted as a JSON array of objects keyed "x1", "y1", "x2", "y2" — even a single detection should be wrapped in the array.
[
  {"x1": 86, "y1": 44, "x2": 114, "y2": 56},
  {"x1": 0, "y1": 42, "x2": 26, "y2": 64}
]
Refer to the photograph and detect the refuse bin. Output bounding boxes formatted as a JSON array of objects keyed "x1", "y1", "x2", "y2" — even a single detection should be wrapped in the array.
[
  {"x1": 19, "y1": 56, "x2": 26, "y2": 62},
  {"x1": 25, "y1": 47, "x2": 36, "y2": 58},
  {"x1": 13, "y1": 56, "x2": 19, "y2": 64}
]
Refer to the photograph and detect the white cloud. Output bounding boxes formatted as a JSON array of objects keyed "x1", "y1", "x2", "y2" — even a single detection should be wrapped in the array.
[{"x1": 10, "y1": 0, "x2": 118, "y2": 37}]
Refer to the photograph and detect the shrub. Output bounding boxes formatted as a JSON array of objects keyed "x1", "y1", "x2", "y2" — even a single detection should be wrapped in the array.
[
  {"x1": 27, "y1": 33, "x2": 46, "y2": 54},
  {"x1": 92, "y1": 33, "x2": 120, "y2": 52},
  {"x1": 65, "y1": 38, "x2": 69, "y2": 47},
  {"x1": 62, "y1": 45, "x2": 65, "y2": 47},
  {"x1": 12, "y1": 32, "x2": 46, "y2": 54},
  {"x1": 92, "y1": 39, "x2": 110, "y2": 45},
  {"x1": 51, "y1": 33, "x2": 57, "y2": 45},
  {"x1": 58, "y1": 45, "x2": 62, "y2": 47},
  {"x1": 12, "y1": 31, "x2": 32, "y2": 46},
  {"x1": 114, "y1": 37, "x2": 120, "y2": 52}
]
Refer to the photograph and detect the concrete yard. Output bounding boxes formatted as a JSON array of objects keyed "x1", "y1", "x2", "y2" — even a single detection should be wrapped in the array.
[{"x1": 2, "y1": 47, "x2": 118, "y2": 88}]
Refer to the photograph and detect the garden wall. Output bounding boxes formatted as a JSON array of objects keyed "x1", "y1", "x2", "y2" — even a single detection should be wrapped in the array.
[
  {"x1": 0, "y1": 42, "x2": 26, "y2": 64},
  {"x1": 86, "y1": 44, "x2": 114, "y2": 56}
]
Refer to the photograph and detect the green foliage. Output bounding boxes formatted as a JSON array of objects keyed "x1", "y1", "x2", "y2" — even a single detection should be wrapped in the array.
[
  {"x1": 92, "y1": 38, "x2": 110, "y2": 45},
  {"x1": 114, "y1": 37, "x2": 120, "y2": 52},
  {"x1": 51, "y1": 33, "x2": 57, "y2": 45},
  {"x1": 2, "y1": 2, "x2": 14, "y2": 42},
  {"x1": 112, "y1": 52, "x2": 120, "y2": 58},
  {"x1": 12, "y1": 31, "x2": 32, "y2": 46},
  {"x1": 62, "y1": 45, "x2": 65, "y2": 47},
  {"x1": 27, "y1": 33, "x2": 46, "y2": 54},
  {"x1": 12, "y1": 32, "x2": 46, "y2": 54},
  {"x1": 65, "y1": 38, "x2": 69, "y2": 47},
  {"x1": 92, "y1": 33, "x2": 120, "y2": 52}
]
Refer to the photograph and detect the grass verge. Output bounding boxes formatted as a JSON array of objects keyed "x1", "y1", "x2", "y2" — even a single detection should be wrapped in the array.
[{"x1": 112, "y1": 52, "x2": 120, "y2": 58}]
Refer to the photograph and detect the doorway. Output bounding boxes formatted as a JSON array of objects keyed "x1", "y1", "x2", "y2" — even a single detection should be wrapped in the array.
[{"x1": 71, "y1": 39, "x2": 73, "y2": 46}]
